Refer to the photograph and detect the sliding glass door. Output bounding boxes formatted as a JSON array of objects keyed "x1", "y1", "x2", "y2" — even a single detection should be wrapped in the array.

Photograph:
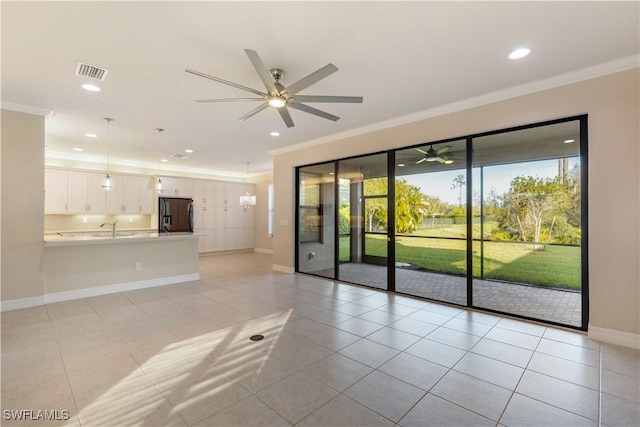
[
  {"x1": 296, "y1": 162, "x2": 336, "y2": 278},
  {"x1": 394, "y1": 139, "x2": 468, "y2": 305},
  {"x1": 336, "y1": 153, "x2": 388, "y2": 290},
  {"x1": 471, "y1": 120, "x2": 585, "y2": 327},
  {"x1": 295, "y1": 116, "x2": 588, "y2": 330}
]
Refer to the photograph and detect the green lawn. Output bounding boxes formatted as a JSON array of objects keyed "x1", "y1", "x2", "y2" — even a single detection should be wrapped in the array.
[{"x1": 340, "y1": 231, "x2": 581, "y2": 290}]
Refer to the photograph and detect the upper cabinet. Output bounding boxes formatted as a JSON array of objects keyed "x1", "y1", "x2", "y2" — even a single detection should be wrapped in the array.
[
  {"x1": 45, "y1": 169, "x2": 154, "y2": 215},
  {"x1": 159, "y1": 177, "x2": 193, "y2": 198},
  {"x1": 67, "y1": 171, "x2": 106, "y2": 213},
  {"x1": 106, "y1": 174, "x2": 154, "y2": 214},
  {"x1": 44, "y1": 169, "x2": 69, "y2": 213}
]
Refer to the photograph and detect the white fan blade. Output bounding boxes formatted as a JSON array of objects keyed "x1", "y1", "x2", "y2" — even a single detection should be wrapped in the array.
[
  {"x1": 186, "y1": 69, "x2": 266, "y2": 97},
  {"x1": 244, "y1": 49, "x2": 277, "y2": 93},
  {"x1": 285, "y1": 63, "x2": 338, "y2": 95},
  {"x1": 288, "y1": 102, "x2": 339, "y2": 121},
  {"x1": 278, "y1": 107, "x2": 295, "y2": 128},
  {"x1": 437, "y1": 146, "x2": 451, "y2": 155},
  {"x1": 293, "y1": 95, "x2": 363, "y2": 103},
  {"x1": 416, "y1": 158, "x2": 427, "y2": 164},
  {"x1": 237, "y1": 102, "x2": 269, "y2": 122},
  {"x1": 195, "y1": 98, "x2": 264, "y2": 103},
  {"x1": 415, "y1": 148, "x2": 427, "y2": 155}
]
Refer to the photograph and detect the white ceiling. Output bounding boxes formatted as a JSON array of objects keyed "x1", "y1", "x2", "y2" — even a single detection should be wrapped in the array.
[{"x1": 2, "y1": 1, "x2": 638, "y2": 178}]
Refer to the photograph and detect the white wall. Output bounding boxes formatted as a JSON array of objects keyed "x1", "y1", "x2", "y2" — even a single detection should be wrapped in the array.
[
  {"x1": 272, "y1": 69, "x2": 640, "y2": 341},
  {"x1": 253, "y1": 173, "x2": 274, "y2": 253},
  {"x1": 1, "y1": 109, "x2": 45, "y2": 300},
  {"x1": 44, "y1": 238, "x2": 199, "y2": 294}
]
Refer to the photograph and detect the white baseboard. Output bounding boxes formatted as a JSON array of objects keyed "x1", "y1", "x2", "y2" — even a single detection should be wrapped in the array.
[
  {"x1": 272, "y1": 264, "x2": 294, "y2": 274},
  {"x1": 254, "y1": 248, "x2": 274, "y2": 254},
  {"x1": 589, "y1": 325, "x2": 640, "y2": 349},
  {"x1": 1, "y1": 273, "x2": 200, "y2": 312},
  {"x1": 1, "y1": 295, "x2": 46, "y2": 312}
]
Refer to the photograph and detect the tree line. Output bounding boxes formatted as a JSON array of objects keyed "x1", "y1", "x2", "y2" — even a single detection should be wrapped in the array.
[{"x1": 341, "y1": 164, "x2": 581, "y2": 248}]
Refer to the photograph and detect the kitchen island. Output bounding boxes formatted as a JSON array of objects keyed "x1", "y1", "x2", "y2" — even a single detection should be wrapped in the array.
[{"x1": 41, "y1": 231, "x2": 201, "y2": 305}]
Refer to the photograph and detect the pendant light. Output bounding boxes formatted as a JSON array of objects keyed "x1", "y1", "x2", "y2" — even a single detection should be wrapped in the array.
[
  {"x1": 156, "y1": 128, "x2": 164, "y2": 192},
  {"x1": 239, "y1": 161, "x2": 256, "y2": 209},
  {"x1": 102, "y1": 117, "x2": 113, "y2": 190}
]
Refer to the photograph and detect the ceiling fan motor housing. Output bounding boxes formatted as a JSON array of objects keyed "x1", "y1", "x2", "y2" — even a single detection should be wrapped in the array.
[{"x1": 270, "y1": 68, "x2": 285, "y2": 82}]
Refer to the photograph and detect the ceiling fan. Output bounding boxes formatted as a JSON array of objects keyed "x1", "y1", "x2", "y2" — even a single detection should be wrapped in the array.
[
  {"x1": 415, "y1": 145, "x2": 454, "y2": 164},
  {"x1": 186, "y1": 49, "x2": 363, "y2": 128}
]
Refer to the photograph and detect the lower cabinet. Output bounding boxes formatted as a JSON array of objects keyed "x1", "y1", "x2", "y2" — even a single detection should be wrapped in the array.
[
  {"x1": 193, "y1": 196, "x2": 255, "y2": 253},
  {"x1": 196, "y1": 227, "x2": 254, "y2": 253}
]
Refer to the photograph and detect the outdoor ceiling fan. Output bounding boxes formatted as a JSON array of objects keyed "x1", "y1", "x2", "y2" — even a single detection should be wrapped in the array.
[
  {"x1": 415, "y1": 145, "x2": 454, "y2": 164},
  {"x1": 186, "y1": 49, "x2": 363, "y2": 128}
]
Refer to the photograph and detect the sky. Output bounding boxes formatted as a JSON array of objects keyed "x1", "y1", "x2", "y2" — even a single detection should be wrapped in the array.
[{"x1": 400, "y1": 158, "x2": 580, "y2": 205}]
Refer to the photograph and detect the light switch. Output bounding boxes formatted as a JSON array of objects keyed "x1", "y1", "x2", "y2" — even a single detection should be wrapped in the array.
[{"x1": 82, "y1": 217, "x2": 88, "y2": 223}]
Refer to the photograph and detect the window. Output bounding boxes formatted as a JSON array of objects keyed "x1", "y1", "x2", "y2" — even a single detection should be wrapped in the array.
[{"x1": 268, "y1": 184, "x2": 274, "y2": 236}]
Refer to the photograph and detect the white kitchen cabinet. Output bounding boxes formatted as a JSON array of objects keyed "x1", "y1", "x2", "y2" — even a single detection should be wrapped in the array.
[
  {"x1": 194, "y1": 180, "x2": 222, "y2": 204},
  {"x1": 197, "y1": 228, "x2": 226, "y2": 253},
  {"x1": 159, "y1": 177, "x2": 193, "y2": 198},
  {"x1": 105, "y1": 174, "x2": 154, "y2": 214},
  {"x1": 105, "y1": 174, "x2": 125, "y2": 213},
  {"x1": 67, "y1": 171, "x2": 106, "y2": 213},
  {"x1": 123, "y1": 175, "x2": 141, "y2": 213},
  {"x1": 44, "y1": 169, "x2": 69, "y2": 213},
  {"x1": 227, "y1": 182, "x2": 250, "y2": 205},
  {"x1": 177, "y1": 178, "x2": 255, "y2": 254},
  {"x1": 138, "y1": 176, "x2": 154, "y2": 213},
  {"x1": 193, "y1": 181, "x2": 216, "y2": 205}
]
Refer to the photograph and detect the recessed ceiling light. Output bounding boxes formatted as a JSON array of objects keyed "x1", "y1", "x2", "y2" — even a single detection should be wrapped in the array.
[
  {"x1": 398, "y1": 163, "x2": 406, "y2": 167},
  {"x1": 81, "y1": 83, "x2": 101, "y2": 92},
  {"x1": 85, "y1": 133, "x2": 97, "y2": 138},
  {"x1": 564, "y1": 139, "x2": 575, "y2": 144},
  {"x1": 270, "y1": 131, "x2": 280, "y2": 136},
  {"x1": 73, "y1": 147, "x2": 83, "y2": 152},
  {"x1": 508, "y1": 48, "x2": 531, "y2": 60},
  {"x1": 184, "y1": 149, "x2": 194, "y2": 153},
  {"x1": 329, "y1": 172, "x2": 335, "y2": 175},
  {"x1": 160, "y1": 159, "x2": 168, "y2": 163}
]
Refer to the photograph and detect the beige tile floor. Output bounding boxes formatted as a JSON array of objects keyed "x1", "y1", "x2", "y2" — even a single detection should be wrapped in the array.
[{"x1": 1, "y1": 252, "x2": 639, "y2": 427}]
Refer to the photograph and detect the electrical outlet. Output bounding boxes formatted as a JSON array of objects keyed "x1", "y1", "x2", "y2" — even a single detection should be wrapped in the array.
[
  {"x1": 135, "y1": 262, "x2": 142, "y2": 271},
  {"x1": 128, "y1": 217, "x2": 133, "y2": 223},
  {"x1": 82, "y1": 217, "x2": 88, "y2": 224}
]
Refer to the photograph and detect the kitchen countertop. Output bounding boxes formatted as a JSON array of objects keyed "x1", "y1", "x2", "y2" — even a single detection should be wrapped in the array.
[{"x1": 44, "y1": 231, "x2": 201, "y2": 247}]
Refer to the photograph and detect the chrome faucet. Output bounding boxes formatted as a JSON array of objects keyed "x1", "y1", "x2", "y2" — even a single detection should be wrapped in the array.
[{"x1": 100, "y1": 219, "x2": 119, "y2": 237}]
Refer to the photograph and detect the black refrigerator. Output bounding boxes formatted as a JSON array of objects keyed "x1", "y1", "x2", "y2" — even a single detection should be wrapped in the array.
[{"x1": 159, "y1": 197, "x2": 194, "y2": 233}]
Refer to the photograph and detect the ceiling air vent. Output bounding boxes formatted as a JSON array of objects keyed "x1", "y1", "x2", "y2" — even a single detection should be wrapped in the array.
[
  {"x1": 75, "y1": 62, "x2": 109, "y2": 81},
  {"x1": 170, "y1": 154, "x2": 190, "y2": 159}
]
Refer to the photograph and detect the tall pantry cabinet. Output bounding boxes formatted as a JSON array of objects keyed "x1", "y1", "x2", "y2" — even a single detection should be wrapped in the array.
[{"x1": 192, "y1": 180, "x2": 255, "y2": 253}]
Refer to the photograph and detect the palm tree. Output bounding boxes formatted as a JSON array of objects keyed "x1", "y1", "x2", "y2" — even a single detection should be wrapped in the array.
[
  {"x1": 395, "y1": 180, "x2": 429, "y2": 233},
  {"x1": 451, "y1": 174, "x2": 466, "y2": 206}
]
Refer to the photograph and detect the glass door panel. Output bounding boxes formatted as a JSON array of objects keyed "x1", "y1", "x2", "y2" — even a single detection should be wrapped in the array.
[
  {"x1": 296, "y1": 162, "x2": 336, "y2": 279},
  {"x1": 471, "y1": 120, "x2": 584, "y2": 328},
  {"x1": 337, "y1": 153, "x2": 388, "y2": 290},
  {"x1": 394, "y1": 139, "x2": 467, "y2": 305}
]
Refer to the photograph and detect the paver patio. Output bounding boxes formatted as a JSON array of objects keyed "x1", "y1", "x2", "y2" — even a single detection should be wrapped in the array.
[{"x1": 312, "y1": 263, "x2": 582, "y2": 327}]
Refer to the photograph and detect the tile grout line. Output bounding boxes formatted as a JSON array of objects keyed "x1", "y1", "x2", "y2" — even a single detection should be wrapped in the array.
[
  {"x1": 43, "y1": 302, "x2": 83, "y2": 427},
  {"x1": 598, "y1": 346, "x2": 603, "y2": 427}
]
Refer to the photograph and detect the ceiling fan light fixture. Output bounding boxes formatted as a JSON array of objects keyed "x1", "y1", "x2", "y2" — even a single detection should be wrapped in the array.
[
  {"x1": 268, "y1": 96, "x2": 287, "y2": 108},
  {"x1": 426, "y1": 157, "x2": 438, "y2": 162},
  {"x1": 444, "y1": 159, "x2": 454, "y2": 165}
]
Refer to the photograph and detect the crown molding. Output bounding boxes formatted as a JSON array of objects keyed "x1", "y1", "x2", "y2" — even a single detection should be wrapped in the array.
[
  {"x1": 1, "y1": 102, "x2": 54, "y2": 118},
  {"x1": 270, "y1": 54, "x2": 639, "y2": 157}
]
